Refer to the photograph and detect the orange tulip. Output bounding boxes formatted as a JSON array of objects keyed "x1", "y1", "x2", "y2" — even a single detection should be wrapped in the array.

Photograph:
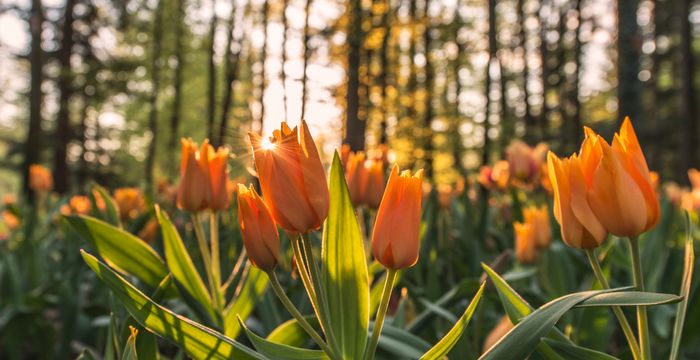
[
  {"x1": 114, "y1": 187, "x2": 146, "y2": 221},
  {"x1": 689, "y1": 169, "x2": 700, "y2": 190},
  {"x1": 371, "y1": 166, "x2": 423, "y2": 270},
  {"x1": 483, "y1": 316, "x2": 514, "y2": 354},
  {"x1": 29, "y1": 164, "x2": 53, "y2": 193},
  {"x1": 138, "y1": 219, "x2": 160, "y2": 243},
  {"x1": 2, "y1": 211, "x2": 20, "y2": 231},
  {"x1": 522, "y1": 204, "x2": 551, "y2": 248},
  {"x1": 547, "y1": 152, "x2": 607, "y2": 248},
  {"x1": 237, "y1": 184, "x2": 280, "y2": 271},
  {"x1": 365, "y1": 159, "x2": 386, "y2": 209},
  {"x1": 249, "y1": 121, "x2": 329, "y2": 233},
  {"x1": 507, "y1": 140, "x2": 538, "y2": 183},
  {"x1": 584, "y1": 119, "x2": 659, "y2": 237},
  {"x1": 478, "y1": 161, "x2": 510, "y2": 190},
  {"x1": 346, "y1": 151, "x2": 368, "y2": 207},
  {"x1": 61, "y1": 195, "x2": 92, "y2": 216},
  {"x1": 514, "y1": 222, "x2": 538, "y2": 264},
  {"x1": 177, "y1": 139, "x2": 231, "y2": 212}
]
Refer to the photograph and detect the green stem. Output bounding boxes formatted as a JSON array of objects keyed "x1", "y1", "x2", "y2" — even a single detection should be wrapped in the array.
[
  {"x1": 209, "y1": 212, "x2": 221, "y2": 293},
  {"x1": 628, "y1": 237, "x2": 651, "y2": 360},
  {"x1": 364, "y1": 269, "x2": 398, "y2": 360},
  {"x1": 267, "y1": 271, "x2": 338, "y2": 359},
  {"x1": 191, "y1": 213, "x2": 221, "y2": 314},
  {"x1": 585, "y1": 249, "x2": 642, "y2": 360}
]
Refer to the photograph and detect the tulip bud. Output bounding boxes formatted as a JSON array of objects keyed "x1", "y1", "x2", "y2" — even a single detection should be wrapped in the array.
[
  {"x1": 29, "y1": 164, "x2": 53, "y2": 193},
  {"x1": 203, "y1": 145, "x2": 231, "y2": 211},
  {"x1": 514, "y1": 222, "x2": 538, "y2": 264},
  {"x1": 364, "y1": 159, "x2": 385, "y2": 209},
  {"x1": 114, "y1": 187, "x2": 146, "y2": 221},
  {"x1": 371, "y1": 166, "x2": 423, "y2": 270},
  {"x1": 483, "y1": 316, "x2": 514, "y2": 354},
  {"x1": 177, "y1": 139, "x2": 211, "y2": 212},
  {"x1": 249, "y1": 121, "x2": 329, "y2": 233},
  {"x1": 237, "y1": 184, "x2": 280, "y2": 271},
  {"x1": 345, "y1": 151, "x2": 368, "y2": 207},
  {"x1": 547, "y1": 152, "x2": 607, "y2": 248},
  {"x1": 522, "y1": 205, "x2": 551, "y2": 248}
]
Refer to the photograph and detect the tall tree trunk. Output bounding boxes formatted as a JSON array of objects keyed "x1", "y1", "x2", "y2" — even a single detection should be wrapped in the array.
[
  {"x1": 300, "y1": 0, "x2": 312, "y2": 120},
  {"x1": 344, "y1": 0, "x2": 364, "y2": 151},
  {"x1": 23, "y1": 0, "x2": 44, "y2": 199},
  {"x1": 207, "y1": 4, "x2": 218, "y2": 141},
  {"x1": 538, "y1": 0, "x2": 550, "y2": 141},
  {"x1": 483, "y1": 0, "x2": 496, "y2": 167},
  {"x1": 52, "y1": 0, "x2": 77, "y2": 194},
  {"x1": 169, "y1": 0, "x2": 185, "y2": 169},
  {"x1": 258, "y1": 0, "x2": 269, "y2": 131},
  {"x1": 618, "y1": 0, "x2": 641, "y2": 122},
  {"x1": 572, "y1": 0, "x2": 583, "y2": 144},
  {"x1": 423, "y1": 1, "x2": 434, "y2": 178},
  {"x1": 517, "y1": 0, "x2": 534, "y2": 142},
  {"x1": 378, "y1": 0, "x2": 391, "y2": 145},
  {"x1": 452, "y1": 3, "x2": 464, "y2": 175},
  {"x1": 218, "y1": 0, "x2": 239, "y2": 146},
  {"x1": 145, "y1": 0, "x2": 164, "y2": 193},
  {"x1": 679, "y1": 0, "x2": 697, "y2": 175},
  {"x1": 281, "y1": 0, "x2": 289, "y2": 120}
]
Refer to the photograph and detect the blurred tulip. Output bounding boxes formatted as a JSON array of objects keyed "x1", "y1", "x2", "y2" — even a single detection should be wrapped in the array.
[
  {"x1": 507, "y1": 140, "x2": 538, "y2": 183},
  {"x1": 138, "y1": 219, "x2": 160, "y2": 243},
  {"x1": 371, "y1": 166, "x2": 423, "y2": 270},
  {"x1": 483, "y1": 316, "x2": 514, "y2": 354},
  {"x1": 2, "y1": 211, "x2": 20, "y2": 231},
  {"x1": 478, "y1": 161, "x2": 510, "y2": 190},
  {"x1": 514, "y1": 222, "x2": 538, "y2": 264},
  {"x1": 29, "y1": 164, "x2": 53, "y2": 193},
  {"x1": 61, "y1": 195, "x2": 92, "y2": 216},
  {"x1": 522, "y1": 204, "x2": 551, "y2": 248},
  {"x1": 365, "y1": 159, "x2": 386, "y2": 209},
  {"x1": 177, "y1": 139, "x2": 231, "y2": 212},
  {"x1": 3, "y1": 194, "x2": 17, "y2": 207},
  {"x1": 237, "y1": 184, "x2": 280, "y2": 271},
  {"x1": 584, "y1": 119, "x2": 659, "y2": 237},
  {"x1": 114, "y1": 187, "x2": 146, "y2": 221},
  {"x1": 249, "y1": 121, "x2": 329, "y2": 233},
  {"x1": 689, "y1": 168, "x2": 700, "y2": 190},
  {"x1": 346, "y1": 151, "x2": 368, "y2": 207},
  {"x1": 547, "y1": 152, "x2": 607, "y2": 248},
  {"x1": 664, "y1": 183, "x2": 686, "y2": 208},
  {"x1": 340, "y1": 144, "x2": 352, "y2": 167}
]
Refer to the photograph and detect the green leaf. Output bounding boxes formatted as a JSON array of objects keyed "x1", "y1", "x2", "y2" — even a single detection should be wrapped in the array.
[
  {"x1": 374, "y1": 323, "x2": 431, "y2": 359},
  {"x1": 67, "y1": 215, "x2": 168, "y2": 288},
  {"x1": 92, "y1": 184, "x2": 122, "y2": 227},
  {"x1": 574, "y1": 291, "x2": 682, "y2": 307},
  {"x1": 155, "y1": 207, "x2": 215, "y2": 319},
  {"x1": 540, "y1": 339, "x2": 619, "y2": 360},
  {"x1": 267, "y1": 316, "x2": 319, "y2": 347},
  {"x1": 76, "y1": 349, "x2": 99, "y2": 360},
  {"x1": 479, "y1": 287, "x2": 624, "y2": 360},
  {"x1": 670, "y1": 212, "x2": 695, "y2": 360},
  {"x1": 121, "y1": 327, "x2": 139, "y2": 360},
  {"x1": 420, "y1": 282, "x2": 485, "y2": 360},
  {"x1": 321, "y1": 152, "x2": 370, "y2": 359},
  {"x1": 223, "y1": 266, "x2": 269, "y2": 339},
  {"x1": 81, "y1": 250, "x2": 266, "y2": 360},
  {"x1": 238, "y1": 317, "x2": 329, "y2": 360}
]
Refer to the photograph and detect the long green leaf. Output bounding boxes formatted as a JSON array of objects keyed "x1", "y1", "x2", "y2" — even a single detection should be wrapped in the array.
[
  {"x1": 670, "y1": 212, "x2": 695, "y2": 360},
  {"x1": 373, "y1": 323, "x2": 432, "y2": 359},
  {"x1": 67, "y1": 215, "x2": 168, "y2": 288},
  {"x1": 420, "y1": 282, "x2": 485, "y2": 360},
  {"x1": 121, "y1": 327, "x2": 139, "y2": 360},
  {"x1": 92, "y1": 184, "x2": 122, "y2": 227},
  {"x1": 574, "y1": 291, "x2": 681, "y2": 307},
  {"x1": 239, "y1": 317, "x2": 329, "y2": 360},
  {"x1": 156, "y1": 207, "x2": 215, "y2": 320},
  {"x1": 223, "y1": 266, "x2": 269, "y2": 339},
  {"x1": 81, "y1": 250, "x2": 266, "y2": 360},
  {"x1": 267, "y1": 315, "x2": 320, "y2": 347},
  {"x1": 321, "y1": 152, "x2": 370, "y2": 359},
  {"x1": 540, "y1": 339, "x2": 619, "y2": 360}
]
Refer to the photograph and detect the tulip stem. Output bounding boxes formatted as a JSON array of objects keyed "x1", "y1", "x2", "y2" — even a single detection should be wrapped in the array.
[
  {"x1": 209, "y1": 212, "x2": 222, "y2": 293},
  {"x1": 585, "y1": 248, "x2": 642, "y2": 360},
  {"x1": 364, "y1": 269, "x2": 398, "y2": 360},
  {"x1": 267, "y1": 270, "x2": 338, "y2": 359},
  {"x1": 628, "y1": 237, "x2": 651, "y2": 360},
  {"x1": 191, "y1": 213, "x2": 222, "y2": 315}
]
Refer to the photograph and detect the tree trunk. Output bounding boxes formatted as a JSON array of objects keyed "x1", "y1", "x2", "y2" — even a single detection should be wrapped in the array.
[
  {"x1": 572, "y1": 0, "x2": 583, "y2": 144},
  {"x1": 538, "y1": 0, "x2": 550, "y2": 141},
  {"x1": 344, "y1": 0, "x2": 365, "y2": 151},
  {"x1": 257, "y1": 0, "x2": 269, "y2": 131},
  {"x1": 300, "y1": 0, "x2": 312, "y2": 120},
  {"x1": 281, "y1": 0, "x2": 289, "y2": 120},
  {"x1": 517, "y1": 0, "x2": 534, "y2": 142},
  {"x1": 169, "y1": 0, "x2": 185, "y2": 169},
  {"x1": 23, "y1": 0, "x2": 44, "y2": 199},
  {"x1": 617, "y1": 0, "x2": 641, "y2": 122},
  {"x1": 452, "y1": 3, "x2": 464, "y2": 175},
  {"x1": 679, "y1": 0, "x2": 697, "y2": 176},
  {"x1": 378, "y1": 0, "x2": 391, "y2": 145},
  {"x1": 52, "y1": 0, "x2": 77, "y2": 194},
  {"x1": 218, "y1": 0, "x2": 239, "y2": 147},
  {"x1": 145, "y1": 0, "x2": 164, "y2": 193},
  {"x1": 423, "y1": 2, "x2": 434, "y2": 178},
  {"x1": 207, "y1": 3, "x2": 218, "y2": 141},
  {"x1": 483, "y1": 0, "x2": 496, "y2": 167}
]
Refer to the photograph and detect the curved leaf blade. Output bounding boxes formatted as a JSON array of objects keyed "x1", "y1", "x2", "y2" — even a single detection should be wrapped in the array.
[
  {"x1": 239, "y1": 317, "x2": 329, "y2": 360},
  {"x1": 223, "y1": 266, "x2": 269, "y2": 339},
  {"x1": 81, "y1": 250, "x2": 266, "y2": 360},
  {"x1": 574, "y1": 291, "x2": 681, "y2": 308},
  {"x1": 670, "y1": 211, "x2": 695, "y2": 360},
  {"x1": 541, "y1": 339, "x2": 619, "y2": 360}
]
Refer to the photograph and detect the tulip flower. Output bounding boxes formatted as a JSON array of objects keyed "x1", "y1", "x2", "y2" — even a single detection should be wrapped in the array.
[
  {"x1": 507, "y1": 140, "x2": 538, "y2": 182},
  {"x1": 514, "y1": 222, "x2": 538, "y2": 264},
  {"x1": 2, "y1": 211, "x2": 20, "y2": 231},
  {"x1": 365, "y1": 159, "x2": 386, "y2": 209},
  {"x1": 522, "y1": 204, "x2": 551, "y2": 248},
  {"x1": 583, "y1": 120, "x2": 659, "y2": 237},
  {"x1": 547, "y1": 152, "x2": 607, "y2": 248},
  {"x1": 483, "y1": 316, "x2": 514, "y2": 354},
  {"x1": 138, "y1": 219, "x2": 160, "y2": 243},
  {"x1": 237, "y1": 184, "x2": 280, "y2": 271},
  {"x1": 29, "y1": 164, "x2": 53, "y2": 193},
  {"x1": 478, "y1": 160, "x2": 510, "y2": 190},
  {"x1": 61, "y1": 195, "x2": 92, "y2": 216},
  {"x1": 249, "y1": 121, "x2": 329, "y2": 233},
  {"x1": 114, "y1": 187, "x2": 146, "y2": 221},
  {"x1": 371, "y1": 166, "x2": 423, "y2": 270},
  {"x1": 346, "y1": 151, "x2": 368, "y2": 207},
  {"x1": 177, "y1": 139, "x2": 231, "y2": 212}
]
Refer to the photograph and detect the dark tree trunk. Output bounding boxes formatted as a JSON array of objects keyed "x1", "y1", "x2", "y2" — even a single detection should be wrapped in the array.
[
  {"x1": 52, "y1": 0, "x2": 77, "y2": 194},
  {"x1": 23, "y1": 0, "x2": 44, "y2": 199},
  {"x1": 538, "y1": 0, "x2": 550, "y2": 141},
  {"x1": 281, "y1": 0, "x2": 289, "y2": 120},
  {"x1": 679, "y1": 0, "x2": 697, "y2": 175},
  {"x1": 207, "y1": 4, "x2": 218, "y2": 141},
  {"x1": 218, "y1": 0, "x2": 239, "y2": 147},
  {"x1": 169, "y1": 0, "x2": 185, "y2": 168},
  {"x1": 300, "y1": 0, "x2": 312, "y2": 120},
  {"x1": 517, "y1": 0, "x2": 534, "y2": 142},
  {"x1": 423, "y1": 2, "x2": 434, "y2": 178},
  {"x1": 483, "y1": 0, "x2": 496, "y2": 167},
  {"x1": 618, "y1": 0, "x2": 641, "y2": 122},
  {"x1": 572, "y1": 0, "x2": 583, "y2": 144},
  {"x1": 344, "y1": 0, "x2": 364, "y2": 151},
  {"x1": 378, "y1": 0, "x2": 391, "y2": 145},
  {"x1": 145, "y1": 0, "x2": 164, "y2": 193},
  {"x1": 452, "y1": 3, "x2": 464, "y2": 175},
  {"x1": 257, "y1": 0, "x2": 269, "y2": 130}
]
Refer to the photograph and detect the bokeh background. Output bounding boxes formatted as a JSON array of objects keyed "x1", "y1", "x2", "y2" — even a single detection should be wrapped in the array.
[{"x1": 0, "y1": 0, "x2": 695, "y2": 194}]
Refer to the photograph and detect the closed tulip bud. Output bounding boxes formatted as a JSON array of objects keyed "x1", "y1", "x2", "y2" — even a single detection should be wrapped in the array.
[
  {"x1": 177, "y1": 139, "x2": 211, "y2": 212},
  {"x1": 483, "y1": 316, "x2": 515, "y2": 354},
  {"x1": 584, "y1": 119, "x2": 659, "y2": 237},
  {"x1": 345, "y1": 151, "x2": 368, "y2": 207},
  {"x1": 29, "y1": 164, "x2": 53, "y2": 193},
  {"x1": 522, "y1": 205, "x2": 551, "y2": 248},
  {"x1": 689, "y1": 169, "x2": 700, "y2": 190},
  {"x1": 237, "y1": 184, "x2": 280, "y2": 271},
  {"x1": 514, "y1": 222, "x2": 538, "y2": 264},
  {"x1": 547, "y1": 152, "x2": 607, "y2": 248},
  {"x1": 114, "y1": 187, "x2": 146, "y2": 221},
  {"x1": 365, "y1": 159, "x2": 385, "y2": 209},
  {"x1": 249, "y1": 121, "x2": 329, "y2": 233},
  {"x1": 61, "y1": 195, "x2": 92, "y2": 216},
  {"x1": 203, "y1": 145, "x2": 231, "y2": 211},
  {"x1": 507, "y1": 140, "x2": 538, "y2": 182},
  {"x1": 371, "y1": 166, "x2": 423, "y2": 270},
  {"x1": 2, "y1": 211, "x2": 20, "y2": 231}
]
